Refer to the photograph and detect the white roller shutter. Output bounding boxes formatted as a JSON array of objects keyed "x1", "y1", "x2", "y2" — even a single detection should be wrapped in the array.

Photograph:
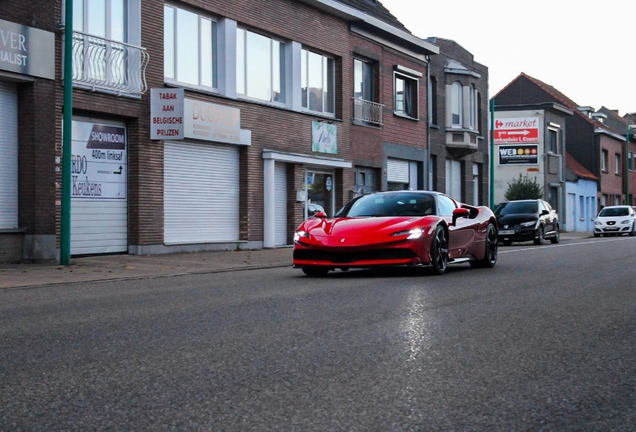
[
  {"x1": 274, "y1": 162, "x2": 287, "y2": 246},
  {"x1": 387, "y1": 158, "x2": 409, "y2": 183},
  {"x1": 0, "y1": 82, "x2": 18, "y2": 228},
  {"x1": 164, "y1": 141, "x2": 239, "y2": 244},
  {"x1": 71, "y1": 200, "x2": 128, "y2": 254}
]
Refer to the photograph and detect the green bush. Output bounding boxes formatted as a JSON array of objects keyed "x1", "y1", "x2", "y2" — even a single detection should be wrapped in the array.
[{"x1": 504, "y1": 174, "x2": 544, "y2": 200}]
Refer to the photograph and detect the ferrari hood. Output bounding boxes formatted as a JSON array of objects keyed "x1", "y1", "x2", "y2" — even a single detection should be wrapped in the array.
[{"x1": 299, "y1": 216, "x2": 431, "y2": 246}]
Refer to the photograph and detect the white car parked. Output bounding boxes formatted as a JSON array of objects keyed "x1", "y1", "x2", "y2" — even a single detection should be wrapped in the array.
[{"x1": 593, "y1": 205, "x2": 636, "y2": 237}]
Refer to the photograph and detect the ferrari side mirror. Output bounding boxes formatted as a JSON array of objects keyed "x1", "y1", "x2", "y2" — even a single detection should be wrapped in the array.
[
  {"x1": 451, "y1": 208, "x2": 470, "y2": 226},
  {"x1": 314, "y1": 211, "x2": 327, "y2": 218}
]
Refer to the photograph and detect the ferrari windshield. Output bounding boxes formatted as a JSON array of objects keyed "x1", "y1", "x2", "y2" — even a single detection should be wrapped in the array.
[
  {"x1": 495, "y1": 201, "x2": 538, "y2": 216},
  {"x1": 336, "y1": 192, "x2": 437, "y2": 217}
]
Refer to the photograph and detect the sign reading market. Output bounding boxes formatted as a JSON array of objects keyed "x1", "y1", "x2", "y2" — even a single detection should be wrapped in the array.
[{"x1": 494, "y1": 116, "x2": 539, "y2": 144}]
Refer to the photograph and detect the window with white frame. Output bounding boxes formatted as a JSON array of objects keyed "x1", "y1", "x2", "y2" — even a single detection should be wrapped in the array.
[
  {"x1": 301, "y1": 49, "x2": 334, "y2": 115},
  {"x1": 73, "y1": 0, "x2": 132, "y2": 86},
  {"x1": 164, "y1": 5, "x2": 217, "y2": 88},
  {"x1": 237, "y1": 28, "x2": 285, "y2": 103},
  {"x1": 615, "y1": 153, "x2": 621, "y2": 175},
  {"x1": 74, "y1": 0, "x2": 126, "y2": 41},
  {"x1": 548, "y1": 129, "x2": 558, "y2": 153},
  {"x1": 394, "y1": 72, "x2": 418, "y2": 118},
  {"x1": 451, "y1": 82, "x2": 462, "y2": 127},
  {"x1": 354, "y1": 58, "x2": 374, "y2": 102},
  {"x1": 602, "y1": 149, "x2": 608, "y2": 172}
]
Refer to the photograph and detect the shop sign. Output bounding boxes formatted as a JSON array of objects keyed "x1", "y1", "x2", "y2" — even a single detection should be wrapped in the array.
[
  {"x1": 150, "y1": 88, "x2": 184, "y2": 139},
  {"x1": 494, "y1": 117, "x2": 539, "y2": 144},
  {"x1": 71, "y1": 122, "x2": 127, "y2": 199},
  {"x1": 184, "y1": 99, "x2": 241, "y2": 145},
  {"x1": 498, "y1": 144, "x2": 538, "y2": 165},
  {"x1": 312, "y1": 121, "x2": 337, "y2": 154},
  {"x1": 0, "y1": 18, "x2": 54, "y2": 79}
]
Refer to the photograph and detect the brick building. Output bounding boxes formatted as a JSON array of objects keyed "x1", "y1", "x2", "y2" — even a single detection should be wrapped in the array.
[
  {"x1": 0, "y1": 0, "x2": 440, "y2": 262},
  {"x1": 426, "y1": 37, "x2": 489, "y2": 206},
  {"x1": 494, "y1": 73, "x2": 631, "y2": 214}
]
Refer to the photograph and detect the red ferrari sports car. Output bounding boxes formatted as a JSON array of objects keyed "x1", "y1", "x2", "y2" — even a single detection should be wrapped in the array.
[{"x1": 293, "y1": 191, "x2": 498, "y2": 276}]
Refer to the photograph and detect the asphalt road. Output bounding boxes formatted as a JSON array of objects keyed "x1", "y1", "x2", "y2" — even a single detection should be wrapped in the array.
[{"x1": 1, "y1": 237, "x2": 635, "y2": 431}]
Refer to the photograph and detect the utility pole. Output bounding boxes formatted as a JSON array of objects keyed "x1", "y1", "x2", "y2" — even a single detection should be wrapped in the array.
[{"x1": 60, "y1": 0, "x2": 73, "y2": 265}]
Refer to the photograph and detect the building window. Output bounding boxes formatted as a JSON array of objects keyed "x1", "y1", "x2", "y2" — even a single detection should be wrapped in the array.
[
  {"x1": 394, "y1": 73, "x2": 418, "y2": 118},
  {"x1": 353, "y1": 58, "x2": 381, "y2": 125},
  {"x1": 74, "y1": 0, "x2": 126, "y2": 41},
  {"x1": 237, "y1": 28, "x2": 285, "y2": 103},
  {"x1": 615, "y1": 153, "x2": 621, "y2": 175},
  {"x1": 353, "y1": 168, "x2": 376, "y2": 195},
  {"x1": 73, "y1": 0, "x2": 135, "y2": 89},
  {"x1": 629, "y1": 151, "x2": 633, "y2": 171},
  {"x1": 602, "y1": 149, "x2": 608, "y2": 172},
  {"x1": 548, "y1": 129, "x2": 558, "y2": 153},
  {"x1": 451, "y1": 82, "x2": 462, "y2": 127},
  {"x1": 430, "y1": 76, "x2": 438, "y2": 125},
  {"x1": 164, "y1": 5, "x2": 217, "y2": 88},
  {"x1": 354, "y1": 58, "x2": 374, "y2": 102},
  {"x1": 301, "y1": 48, "x2": 334, "y2": 115}
]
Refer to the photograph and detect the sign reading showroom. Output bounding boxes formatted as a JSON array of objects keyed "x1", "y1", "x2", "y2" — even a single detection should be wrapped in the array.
[{"x1": 72, "y1": 123, "x2": 127, "y2": 199}]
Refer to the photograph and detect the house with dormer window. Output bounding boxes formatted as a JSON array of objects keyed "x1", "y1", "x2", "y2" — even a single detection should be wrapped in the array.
[
  {"x1": 493, "y1": 73, "x2": 633, "y2": 231},
  {"x1": 427, "y1": 38, "x2": 489, "y2": 205}
]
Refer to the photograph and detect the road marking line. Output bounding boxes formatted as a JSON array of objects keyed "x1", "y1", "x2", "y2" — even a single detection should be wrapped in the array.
[{"x1": 499, "y1": 237, "x2": 632, "y2": 254}]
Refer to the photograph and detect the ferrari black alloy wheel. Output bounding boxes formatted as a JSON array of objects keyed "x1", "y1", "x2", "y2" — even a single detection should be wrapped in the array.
[
  {"x1": 430, "y1": 225, "x2": 449, "y2": 275},
  {"x1": 471, "y1": 223, "x2": 498, "y2": 268}
]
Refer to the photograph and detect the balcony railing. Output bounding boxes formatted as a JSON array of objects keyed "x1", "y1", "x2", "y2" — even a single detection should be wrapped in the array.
[
  {"x1": 70, "y1": 31, "x2": 149, "y2": 96},
  {"x1": 352, "y1": 97, "x2": 383, "y2": 126}
]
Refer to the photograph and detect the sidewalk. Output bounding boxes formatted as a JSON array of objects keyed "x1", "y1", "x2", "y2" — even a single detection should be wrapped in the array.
[
  {"x1": 0, "y1": 247, "x2": 294, "y2": 289},
  {"x1": 0, "y1": 232, "x2": 592, "y2": 289}
]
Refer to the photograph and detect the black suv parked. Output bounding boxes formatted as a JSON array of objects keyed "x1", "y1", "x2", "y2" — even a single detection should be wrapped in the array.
[{"x1": 495, "y1": 199, "x2": 560, "y2": 245}]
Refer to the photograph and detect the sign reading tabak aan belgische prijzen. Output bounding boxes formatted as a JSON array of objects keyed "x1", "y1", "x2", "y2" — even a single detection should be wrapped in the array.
[{"x1": 150, "y1": 88, "x2": 184, "y2": 140}]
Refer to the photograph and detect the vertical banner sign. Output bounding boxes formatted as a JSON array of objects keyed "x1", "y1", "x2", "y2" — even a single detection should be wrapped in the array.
[
  {"x1": 312, "y1": 121, "x2": 337, "y2": 154},
  {"x1": 150, "y1": 88, "x2": 184, "y2": 139},
  {"x1": 71, "y1": 122, "x2": 127, "y2": 199}
]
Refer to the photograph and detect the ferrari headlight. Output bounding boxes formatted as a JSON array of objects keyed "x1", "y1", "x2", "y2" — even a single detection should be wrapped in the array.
[
  {"x1": 293, "y1": 230, "x2": 310, "y2": 243},
  {"x1": 392, "y1": 228, "x2": 424, "y2": 239},
  {"x1": 520, "y1": 220, "x2": 537, "y2": 227}
]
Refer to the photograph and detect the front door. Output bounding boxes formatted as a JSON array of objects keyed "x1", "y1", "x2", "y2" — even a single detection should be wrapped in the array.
[{"x1": 306, "y1": 170, "x2": 334, "y2": 217}]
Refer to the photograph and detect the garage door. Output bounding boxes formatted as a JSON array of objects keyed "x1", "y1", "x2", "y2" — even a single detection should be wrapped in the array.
[
  {"x1": 0, "y1": 82, "x2": 18, "y2": 229},
  {"x1": 164, "y1": 141, "x2": 239, "y2": 244},
  {"x1": 71, "y1": 120, "x2": 128, "y2": 255}
]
